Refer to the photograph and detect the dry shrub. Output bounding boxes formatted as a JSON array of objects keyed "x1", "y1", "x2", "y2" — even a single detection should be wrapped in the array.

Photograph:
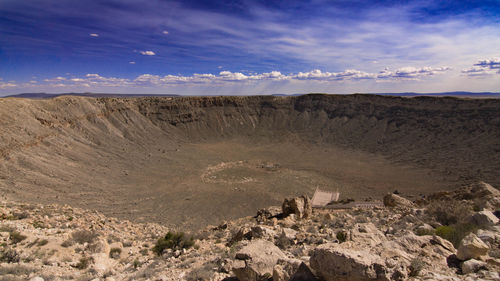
[
  {"x1": 71, "y1": 230, "x2": 98, "y2": 244},
  {"x1": 73, "y1": 257, "x2": 92, "y2": 270},
  {"x1": 9, "y1": 231, "x2": 27, "y2": 244},
  {"x1": 152, "y1": 232, "x2": 195, "y2": 256},
  {"x1": 0, "y1": 248, "x2": 19, "y2": 263},
  {"x1": 409, "y1": 257, "x2": 425, "y2": 277},
  {"x1": 109, "y1": 247, "x2": 122, "y2": 259},
  {"x1": 426, "y1": 200, "x2": 473, "y2": 225}
]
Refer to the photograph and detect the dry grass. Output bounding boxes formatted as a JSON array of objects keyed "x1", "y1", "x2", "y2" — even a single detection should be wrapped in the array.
[{"x1": 71, "y1": 230, "x2": 98, "y2": 244}]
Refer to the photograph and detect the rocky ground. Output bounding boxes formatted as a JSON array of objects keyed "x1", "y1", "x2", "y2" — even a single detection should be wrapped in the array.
[{"x1": 1, "y1": 181, "x2": 500, "y2": 281}]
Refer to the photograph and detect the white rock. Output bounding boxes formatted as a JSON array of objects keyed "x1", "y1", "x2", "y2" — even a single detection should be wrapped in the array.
[
  {"x1": 383, "y1": 193, "x2": 414, "y2": 208},
  {"x1": 29, "y1": 277, "x2": 44, "y2": 281},
  {"x1": 310, "y1": 243, "x2": 386, "y2": 281},
  {"x1": 457, "y1": 233, "x2": 489, "y2": 261},
  {"x1": 233, "y1": 239, "x2": 287, "y2": 281},
  {"x1": 467, "y1": 210, "x2": 499, "y2": 226},
  {"x1": 461, "y1": 259, "x2": 487, "y2": 274}
]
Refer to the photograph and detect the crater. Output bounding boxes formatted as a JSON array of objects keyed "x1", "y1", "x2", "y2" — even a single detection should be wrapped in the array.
[{"x1": 0, "y1": 94, "x2": 498, "y2": 230}]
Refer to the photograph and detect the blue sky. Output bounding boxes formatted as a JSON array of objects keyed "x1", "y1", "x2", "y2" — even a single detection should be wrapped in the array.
[{"x1": 0, "y1": 0, "x2": 499, "y2": 95}]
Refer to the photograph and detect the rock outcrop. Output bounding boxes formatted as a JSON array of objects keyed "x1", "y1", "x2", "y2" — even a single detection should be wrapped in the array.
[
  {"x1": 282, "y1": 196, "x2": 312, "y2": 219},
  {"x1": 383, "y1": 193, "x2": 415, "y2": 208}
]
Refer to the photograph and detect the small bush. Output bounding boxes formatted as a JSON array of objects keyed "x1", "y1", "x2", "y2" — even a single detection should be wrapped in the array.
[
  {"x1": 409, "y1": 257, "x2": 425, "y2": 277},
  {"x1": 0, "y1": 248, "x2": 19, "y2": 263},
  {"x1": 336, "y1": 231, "x2": 347, "y2": 243},
  {"x1": 37, "y1": 239, "x2": 49, "y2": 247},
  {"x1": 9, "y1": 232, "x2": 27, "y2": 244},
  {"x1": 73, "y1": 257, "x2": 92, "y2": 270},
  {"x1": 435, "y1": 223, "x2": 478, "y2": 247},
  {"x1": 133, "y1": 259, "x2": 141, "y2": 269},
  {"x1": 152, "y1": 232, "x2": 195, "y2": 256},
  {"x1": 426, "y1": 200, "x2": 472, "y2": 226},
  {"x1": 71, "y1": 230, "x2": 98, "y2": 244},
  {"x1": 61, "y1": 239, "x2": 73, "y2": 248},
  {"x1": 109, "y1": 247, "x2": 122, "y2": 259},
  {"x1": 8, "y1": 212, "x2": 29, "y2": 220}
]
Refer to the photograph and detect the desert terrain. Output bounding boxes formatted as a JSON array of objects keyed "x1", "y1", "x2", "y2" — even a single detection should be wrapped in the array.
[
  {"x1": 0, "y1": 94, "x2": 500, "y2": 280},
  {"x1": 0, "y1": 94, "x2": 499, "y2": 230}
]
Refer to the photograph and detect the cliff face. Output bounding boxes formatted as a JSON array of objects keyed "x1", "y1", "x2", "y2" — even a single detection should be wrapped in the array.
[
  {"x1": 0, "y1": 94, "x2": 498, "y2": 228},
  {"x1": 135, "y1": 94, "x2": 500, "y2": 183}
]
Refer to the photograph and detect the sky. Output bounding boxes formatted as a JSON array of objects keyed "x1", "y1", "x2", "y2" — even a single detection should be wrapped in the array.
[{"x1": 0, "y1": 0, "x2": 499, "y2": 95}]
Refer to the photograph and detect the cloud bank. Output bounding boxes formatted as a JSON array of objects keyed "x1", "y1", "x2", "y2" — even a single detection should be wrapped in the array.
[
  {"x1": 462, "y1": 58, "x2": 500, "y2": 76},
  {"x1": 3, "y1": 66, "x2": 453, "y2": 91}
]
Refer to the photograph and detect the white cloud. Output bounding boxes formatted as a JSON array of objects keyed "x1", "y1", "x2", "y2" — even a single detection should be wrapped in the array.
[
  {"x1": 89, "y1": 33, "x2": 99, "y2": 37},
  {"x1": 294, "y1": 69, "x2": 376, "y2": 80},
  {"x1": 462, "y1": 58, "x2": 500, "y2": 77},
  {"x1": 129, "y1": 61, "x2": 136, "y2": 64},
  {"x1": 1, "y1": 64, "x2": 466, "y2": 95},
  {"x1": 0, "y1": 81, "x2": 17, "y2": 89},
  {"x1": 140, "y1": 51, "x2": 156, "y2": 56},
  {"x1": 162, "y1": 30, "x2": 169, "y2": 35},
  {"x1": 377, "y1": 66, "x2": 451, "y2": 79},
  {"x1": 32, "y1": 65, "x2": 450, "y2": 90},
  {"x1": 474, "y1": 58, "x2": 500, "y2": 69}
]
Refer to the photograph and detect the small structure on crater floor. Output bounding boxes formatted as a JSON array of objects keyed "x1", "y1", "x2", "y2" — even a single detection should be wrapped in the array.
[{"x1": 311, "y1": 187, "x2": 340, "y2": 207}]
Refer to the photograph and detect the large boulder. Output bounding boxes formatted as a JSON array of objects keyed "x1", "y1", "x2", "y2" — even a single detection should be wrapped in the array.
[
  {"x1": 457, "y1": 233, "x2": 489, "y2": 261},
  {"x1": 466, "y1": 210, "x2": 499, "y2": 226},
  {"x1": 233, "y1": 239, "x2": 287, "y2": 281},
  {"x1": 282, "y1": 195, "x2": 312, "y2": 219},
  {"x1": 461, "y1": 259, "x2": 487, "y2": 274},
  {"x1": 383, "y1": 193, "x2": 414, "y2": 208},
  {"x1": 310, "y1": 243, "x2": 387, "y2": 281}
]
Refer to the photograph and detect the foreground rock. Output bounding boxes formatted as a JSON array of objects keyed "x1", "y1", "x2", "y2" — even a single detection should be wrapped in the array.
[
  {"x1": 233, "y1": 239, "x2": 287, "y2": 281},
  {"x1": 310, "y1": 243, "x2": 386, "y2": 281},
  {"x1": 1, "y1": 182, "x2": 500, "y2": 281},
  {"x1": 457, "y1": 233, "x2": 489, "y2": 261}
]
